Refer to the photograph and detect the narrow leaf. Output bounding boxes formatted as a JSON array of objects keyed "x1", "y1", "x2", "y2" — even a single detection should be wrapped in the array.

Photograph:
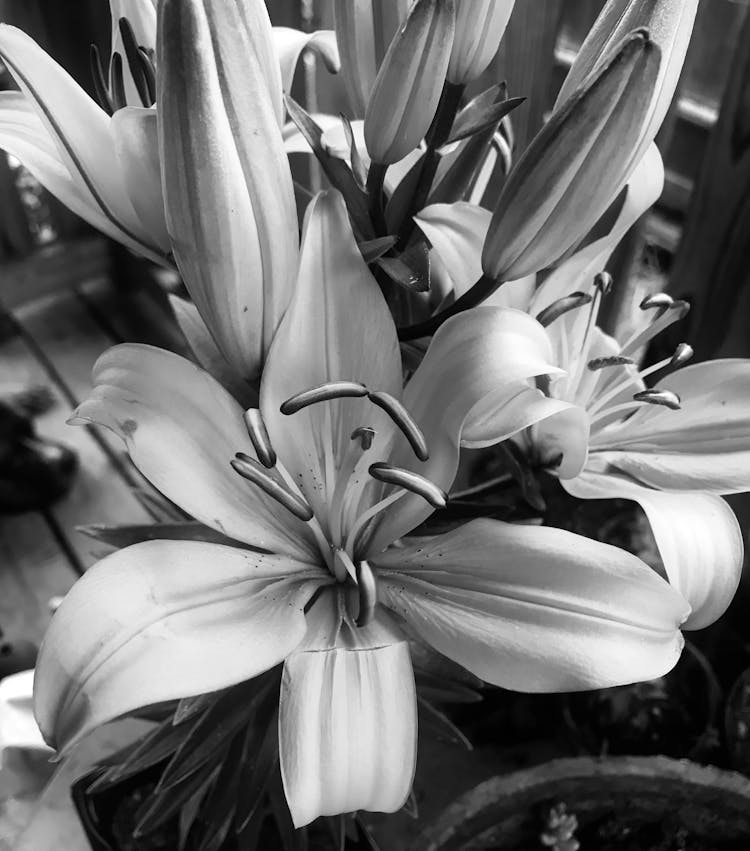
[
  {"x1": 445, "y1": 95, "x2": 526, "y2": 146},
  {"x1": 359, "y1": 235, "x2": 397, "y2": 262}
]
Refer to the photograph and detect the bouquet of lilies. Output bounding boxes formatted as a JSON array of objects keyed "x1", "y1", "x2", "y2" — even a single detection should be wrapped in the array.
[{"x1": 2, "y1": 0, "x2": 748, "y2": 847}]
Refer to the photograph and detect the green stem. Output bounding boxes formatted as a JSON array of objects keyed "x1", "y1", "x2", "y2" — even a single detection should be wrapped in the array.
[
  {"x1": 366, "y1": 162, "x2": 388, "y2": 236},
  {"x1": 397, "y1": 273, "x2": 501, "y2": 340},
  {"x1": 397, "y1": 81, "x2": 465, "y2": 247}
]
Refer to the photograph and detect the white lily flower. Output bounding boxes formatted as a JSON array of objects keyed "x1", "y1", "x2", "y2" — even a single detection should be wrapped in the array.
[
  {"x1": 34, "y1": 191, "x2": 687, "y2": 827},
  {"x1": 410, "y1": 144, "x2": 745, "y2": 632},
  {"x1": 0, "y1": 1, "x2": 338, "y2": 273}
]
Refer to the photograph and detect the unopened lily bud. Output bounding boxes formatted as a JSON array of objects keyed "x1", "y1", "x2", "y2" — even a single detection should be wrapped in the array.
[
  {"x1": 158, "y1": 0, "x2": 297, "y2": 381},
  {"x1": 555, "y1": 0, "x2": 698, "y2": 178},
  {"x1": 447, "y1": 0, "x2": 515, "y2": 85},
  {"x1": 334, "y1": 0, "x2": 410, "y2": 118},
  {"x1": 482, "y1": 29, "x2": 659, "y2": 282},
  {"x1": 364, "y1": 0, "x2": 456, "y2": 165}
]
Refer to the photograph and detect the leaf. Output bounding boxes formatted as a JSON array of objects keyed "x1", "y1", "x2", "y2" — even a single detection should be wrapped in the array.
[
  {"x1": 429, "y1": 125, "x2": 499, "y2": 205},
  {"x1": 234, "y1": 707, "x2": 280, "y2": 832},
  {"x1": 340, "y1": 113, "x2": 367, "y2": 188},
  {"x1": 268, "y1": 765, "x2": 306, "y2": 851},
  {"x1": 375, "y1": 239, "x2": 431, "y2": 293},
  {"x1": 359, "y1": 235, "x2": 397, "y2": 263},
  {"x1": 173, "y1": 688, "x2": 229, "y2": 726},
  {"x1": 418, "y1": 696, "x2": 473, "y2": 750},
  {"x1": 157, "y1": 676, "x2": 273, "y2": 793},
  {"x1": 284, "y1": 95, "x2": 373, "y2": 239},
  {"x1": 446, "y1": 88, "x2": 525, "y2": 146},
  {"x1": 415, "y1": 670, "x2": 484, "y2": 705},
  {"x1": 77, "y1": 521, "x2": 249, "y2": 550}
]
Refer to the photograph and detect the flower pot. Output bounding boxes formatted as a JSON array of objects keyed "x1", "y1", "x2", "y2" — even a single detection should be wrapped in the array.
[{"x1": 413, "y1": 756, "x2": 750, "y2": 850}]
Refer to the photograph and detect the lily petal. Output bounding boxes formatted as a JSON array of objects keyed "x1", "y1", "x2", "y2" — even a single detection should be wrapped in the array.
[
  {"x1": 110, "y1": 107, "x2": 169, "y2": 251},
  {"x1": 261, "y1": 191, "x2": 402, "y2": 526},
  {"x1": 279, "y1": 591, "x2": 416, "y2": 827},
  {"x1": 168, "y1": 296, "x2": 258, "y2": 408},
  {"x1": 369, "y1": 308, "x2": 560, "y2": 551},
  {"x1": 0, "y1": 25, "x2": 150, "y2": 249},
  {"x1": 72, "y1": 344, "x2": 316, "y2": 559},
  {"x1": 528, "y1": 403, "x2": 591, "y2": 478},
  {"x1": 378, "y1": 518, "x2": 689, "y2": 690},
  {"x1": 272, "y1": 27, "x2": 340, "y2": 97},
  {"x1": 34, "y1": 540, "x2": 325, "y2": 751},
  {"x1": 591, "y1": 359, "x2": 750, "y2": 493},
  {"x1": 158, "y1": 0, "x2": 298, "y2": 381},
  {"x1": 564, "y1": 471, "x2": 742, "y2": 631},
  {"x1": 0, "y1": 92, "x2": 133, "y2": 247}
]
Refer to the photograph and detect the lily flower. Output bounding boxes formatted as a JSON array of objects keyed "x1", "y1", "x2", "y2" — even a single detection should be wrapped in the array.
[
  {"x1": 34, "y1": 191, "x2": 688, "y2": 827},
  {"x1": 0, "y1": 0, "x2": 338, "y2": 273}
]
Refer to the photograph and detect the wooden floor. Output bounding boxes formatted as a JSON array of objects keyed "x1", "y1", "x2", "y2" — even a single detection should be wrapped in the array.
[{"x1": 0, "y1": 271, "x2": 189, "y2": 649}]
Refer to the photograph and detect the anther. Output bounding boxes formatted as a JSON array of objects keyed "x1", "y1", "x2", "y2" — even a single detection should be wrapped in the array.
[
  {"x1": 351, "y1": 426, "x2": 376, "y2": 451},
  {"x1": 670, "y1": 343, "x2": 694, "y2": 368},
  {"x1": 594, "y1": 271, "x2": 613, "y2": 295},
  {"x1": 587, "y1": 355, "x2": 635, "y2": 371},
  {"x1": 355, "y1": 560, "x2": 378, "y2": 628},
  {"x1": 536, "y1": 292, "x2": 593, "y2": 328},
  {"x1": 640, "y1": 293, "x2": 673, "y2": 311},
  {"x1": 89, "y1": 44, "x2": 114, "y2": 116},
  {"x1": 118, "y1": 18, "x2": 152, "y2": 108},
  {"x1": 137, "y1": 47, "x2": 156, "y2": 105},
  {"x1": 280, "y1": 381, "x2": 368, "y2": 415},
  {"x1": 110, "y1": 52, "x2": 127, "y2": 111},
  {"x1": 231, "y1": 453, "x2": 314, "y2": 521},
  {"x1": 243, "y1": 409, "x2": 276, "y2": 468},
  {"x1": 633, "y1": 389, "x2": 681, "y2": 410},
  {"x1": 368, "y1": 462, "x2": 447, "y2": 508},
  {"x1": 367, "y1": 391, "x2": 429, "y2": 461}
]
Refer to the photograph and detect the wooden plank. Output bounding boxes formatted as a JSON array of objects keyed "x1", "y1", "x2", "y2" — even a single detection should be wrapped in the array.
[
  {"x1": 0, "y1": 512, "x2": 76, "y2": 646},
  {"x1": 10, "y1": 292, "x2": 154, "y2": 569}
]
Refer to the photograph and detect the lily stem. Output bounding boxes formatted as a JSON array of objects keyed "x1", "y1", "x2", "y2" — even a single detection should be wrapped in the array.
[
  {"x1": 367, "y1": 162, "x2": 389, "y2": 236},
  {"x1": 397, "y1": 272, "x2": 502, "y2": 340},
  {"x1": 397, "y1": 81, "x2": 465, "y2": 248}
]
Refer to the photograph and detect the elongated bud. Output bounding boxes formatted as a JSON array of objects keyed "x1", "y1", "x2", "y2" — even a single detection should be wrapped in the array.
[
  {"x1": 364, "y1": 0, "x2": 456, "y2": 164},
  {"x1": 556, "y1": 0, "x2": 698, "y2": 178},
  {"x1": 158, "y1": 0, "x2": 297, "y2": 383},
  {"x1": 447, "y1": 0, "x2": 515, "y2": 85},
  {"x1": 334, "y1": 0, "x2": 410, "y2": 118},
  {"x1": 482, "y1": 30, "x2": 660, "y2": 282}
]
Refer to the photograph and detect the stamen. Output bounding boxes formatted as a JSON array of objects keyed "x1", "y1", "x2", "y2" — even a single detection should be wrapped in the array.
[
  {"x1": 243, "y1": 409, "x2": 276, "y2": 468},
  {"x1": 620, "y1": 300, "x2": 690, "y2": 358},
  {"x1": 587, "y1": 355, "x2": 635, "y2": 371},
  {"x1": 231, "y1": 453, "x2": 314, "y2": 521},
  {"x1": 367, "y1": 391, "x2": 429, "y2": 461},
  {"x1": 368, "y1": 462, "x2": 447, "y2": 508},
  {"x1": 594, "y1": 271, "x2": 613, "y2": 295},
  {"x1": 351, "y1": 426, "x2": 375, "y2": 450},
  {"x1": 110, "y1": 52, "x2": 127, "y2": 112},
  {"x1": 137, "y1": 47, "x2": 157, "y2": 106},
  {"x1": 332, "y1": 548, "x2": 357, "y2": 582},
  {"x1": 640, "y1": 292, "x2": 673, "y2": 311},
  {"x1": 280, "y1": 381, "x2": 368, "y2": 415},
  {"x1": 355, "y1": 560, "x2": 378, "y2": 628},
  {"x1": 118, "y1": 18, "x2": 152, "y2": 108},
  {"x1": 89, "y1": 45, "x2": 114, "y2": 116},
  {"x1": 670, "y1": 343, "x2": 694, "y2": 368},
  {"x1": 632, "y1": 389, "x2": 681, "y2": 410},
  {"x1": 535, "y1": 292, "x2": 592, "y2": 328}
]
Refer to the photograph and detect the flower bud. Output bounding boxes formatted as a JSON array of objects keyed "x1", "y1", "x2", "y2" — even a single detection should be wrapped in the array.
[
  {"x1": 158, "y1": 0, "x2": 298, "y2": 381},
  {"x1": 482, "y1": 29, "x2": 659, "y2": 282},
  {"x1": 555, "y1": 0, "x2": 698, "y2": 177},
  {"x1": 447, "y1": 0, "x2": 515, "y2": 85},
  {"x1": 364, "y1": 0, "x2": 456, "y2": 165},
  {"x1": 334, "y1": 0, "x2": 410, "y2": 118}
]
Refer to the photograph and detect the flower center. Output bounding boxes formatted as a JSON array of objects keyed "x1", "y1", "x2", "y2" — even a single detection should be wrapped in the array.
[
  {"x1": 541, "y1": 276, "x2": 693, "y2": 431},
  {"x1": 90, "y1": 17, "x2": 156, "y2": 116},
  {"x1": 230, "y1": 383, "x2": 446, "y2": 625}
]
